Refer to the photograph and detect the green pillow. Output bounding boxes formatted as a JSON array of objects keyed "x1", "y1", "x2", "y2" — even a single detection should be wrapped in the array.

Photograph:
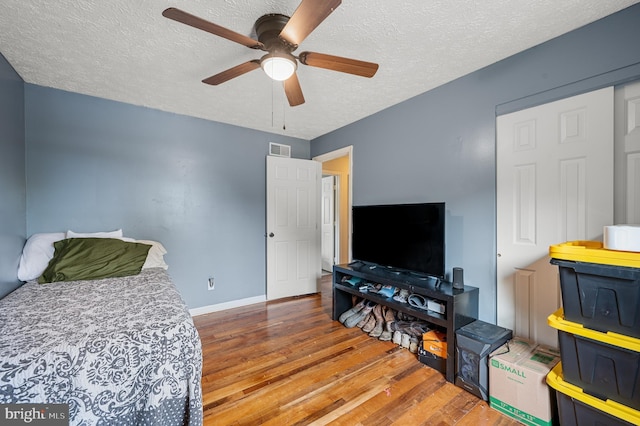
[{"x1": 38, "y1": 238, "x2": 151, "y2": 284}]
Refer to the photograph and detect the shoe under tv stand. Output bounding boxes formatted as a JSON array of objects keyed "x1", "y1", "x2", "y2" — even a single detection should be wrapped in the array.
[{"x1": 332, "y1": 263, "x2": 479, "y2": 383}]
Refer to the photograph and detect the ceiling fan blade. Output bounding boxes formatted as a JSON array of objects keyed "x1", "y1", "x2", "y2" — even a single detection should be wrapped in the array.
[
  {"x1": 202, "y1": 60, "x2": 261, "y2": 85},
  {"x1": 284, "y1": 73, "x2": 305, "y2": 107},
  {"x1": 163, "y1": 8, "x2": 264, "y2": 50},
  {"x1": 298, "y1": 52, "x2": 378, "y2": 78},
  {"x1": 279, "y1": 0, "x2": 342, "y2": 47}
]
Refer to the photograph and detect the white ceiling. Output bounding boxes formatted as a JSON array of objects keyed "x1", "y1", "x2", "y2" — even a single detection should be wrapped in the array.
[{"x1": 1, "y1": 1, "x2": 638, "y2": 140}]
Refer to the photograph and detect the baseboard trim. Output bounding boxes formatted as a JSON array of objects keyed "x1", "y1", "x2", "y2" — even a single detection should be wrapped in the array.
[{"x1": 189, "y1": 295, "x2": 267, "y2": 317}]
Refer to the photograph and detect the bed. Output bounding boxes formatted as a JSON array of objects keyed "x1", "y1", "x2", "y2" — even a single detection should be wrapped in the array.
[{"x1": 0, "y1": 231, "x2": 203, "y2": 425}]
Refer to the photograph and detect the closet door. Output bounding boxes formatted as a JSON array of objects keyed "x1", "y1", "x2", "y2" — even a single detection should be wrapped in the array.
[
  {"x1": 496, "y1": 87, "x2": 614, "y2": 348},
  {"x1": 615, "y1": 80, "x2": 640, "y2": 225}
]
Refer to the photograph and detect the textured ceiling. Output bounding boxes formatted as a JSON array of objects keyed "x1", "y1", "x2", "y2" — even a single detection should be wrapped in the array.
[{"x1": 1, "y1": 1, "x2": 638, "y2": 140}]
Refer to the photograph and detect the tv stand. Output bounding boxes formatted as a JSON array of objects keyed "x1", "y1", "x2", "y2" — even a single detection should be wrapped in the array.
[{"x1": 332, "y1": 264, "x2": 479, "y2": 383}]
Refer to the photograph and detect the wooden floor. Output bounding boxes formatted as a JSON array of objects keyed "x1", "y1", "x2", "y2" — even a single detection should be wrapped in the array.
[{"x1": 193, "y1": 275, "x2": 520, "y2": 426}]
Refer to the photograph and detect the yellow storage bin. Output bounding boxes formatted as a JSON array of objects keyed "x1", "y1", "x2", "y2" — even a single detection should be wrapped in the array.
[
  {"x1": 547, "y1": 363, "x2": 640, "y2": 425},
  {"x1": 549, "y1": 240, "x2": 640, "y2": 268},
  {"x1": 548, "y1": 309, "x2": 640, "y2": 411},
  {"x1": 548, "y1": 309, "x2": 640, "y2": 351},
  {"x1": 548, "y1": 241, "x2": 640, "y2": 339}
]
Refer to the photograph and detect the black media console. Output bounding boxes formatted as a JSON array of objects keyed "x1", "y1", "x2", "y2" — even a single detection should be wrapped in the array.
[{"x1": 332, "y1": 263, "x2": 479, "y2": 383}]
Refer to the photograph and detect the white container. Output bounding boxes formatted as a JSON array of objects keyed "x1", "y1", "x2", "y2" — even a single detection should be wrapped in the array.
[{"x1": 604, "y1": 225, "x2": 640, "y2": 252}]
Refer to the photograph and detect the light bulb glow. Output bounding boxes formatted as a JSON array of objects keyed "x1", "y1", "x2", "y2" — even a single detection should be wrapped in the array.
[{"x1": 261, "y1": 55, "x2": 296, "y2": 81}]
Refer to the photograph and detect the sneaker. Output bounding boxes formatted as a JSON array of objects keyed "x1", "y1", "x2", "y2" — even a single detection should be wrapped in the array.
[
  {"x1": 409, "y1": 337, "x2": 419, "y2": 353},
  {"x1": 392, "y1": 330, "x2": 402, "y2": 345},
  {"x1": 393, "y1": 289, "x2": 410, "y2": 303},
  {"x1": 401, "y1": 333, "x2": 411, "y2": 349},
  {"x1": 368, "y1": 305, "x2": 385, "y2": 338},
  {"x1": 345, "y1": 302, "x2": 374, "y2": 328},
  {"x1": 338, "y1": 299, "x2": 366, "y2": 324}
]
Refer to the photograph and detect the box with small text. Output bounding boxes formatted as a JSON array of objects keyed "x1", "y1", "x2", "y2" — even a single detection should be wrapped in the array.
[{"x1": 489, "y1": 338, "x2": 560, "y2": 426}]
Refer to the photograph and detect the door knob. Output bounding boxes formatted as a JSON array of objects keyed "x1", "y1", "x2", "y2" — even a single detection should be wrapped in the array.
[{"x1": 269, "y1": 233, "x2": 275, "y2": 238}]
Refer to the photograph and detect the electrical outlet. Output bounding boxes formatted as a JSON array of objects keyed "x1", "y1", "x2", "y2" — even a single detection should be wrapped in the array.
[{"x1": 207, "y1": 277, "x2": 215, "y2": 290}]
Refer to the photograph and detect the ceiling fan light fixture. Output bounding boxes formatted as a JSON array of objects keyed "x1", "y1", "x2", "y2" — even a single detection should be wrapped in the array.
[{"x1": 261, "y1": 53, "x2": 297, "y2": 81}]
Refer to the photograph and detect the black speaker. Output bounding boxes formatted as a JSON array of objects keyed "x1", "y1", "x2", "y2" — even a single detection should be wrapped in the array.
[
  {"x1": 455, "y1": 320, "x2": 512, "y2": 400},
  {"x1": 452, "y1": 267, "x2": 464, "y2": 290}
]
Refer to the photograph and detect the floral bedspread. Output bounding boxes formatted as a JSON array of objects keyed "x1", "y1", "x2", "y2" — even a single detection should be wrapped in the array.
[{"x1": 0, "y1": 268, "x2": 202, "y2": 425}]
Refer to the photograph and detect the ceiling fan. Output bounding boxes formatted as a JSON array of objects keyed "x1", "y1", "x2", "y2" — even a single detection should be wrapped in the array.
[{"x1": 162, "y1": 0, "x2": 378, "y2": 107}]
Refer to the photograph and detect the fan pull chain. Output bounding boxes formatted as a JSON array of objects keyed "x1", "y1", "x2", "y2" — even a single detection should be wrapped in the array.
[
  {"x1": 271, "y1": 79, "x2": 275, "y2": 128},
  {"x1": 282, "y1": 83, "x2": 286, "y2": 131}
]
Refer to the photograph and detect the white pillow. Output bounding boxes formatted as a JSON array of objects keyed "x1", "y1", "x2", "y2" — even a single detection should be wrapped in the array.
[
  {"x1": 18, "y1": 232, "x2": 66, "y2": 281},
  {"x1": 122, "y1": 238, "x2": 169, "y2": 270},
  {"x1": 66, "y1": 229, "x2": 123, "y2": 239},
  {"x1": 138, "y1": 240, "x2": 169, "y2": 270}
]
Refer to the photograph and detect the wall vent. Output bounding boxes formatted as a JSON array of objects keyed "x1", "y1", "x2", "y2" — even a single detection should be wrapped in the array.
[{"x1": 269, "y1": 142, "x2": 291, "y2": 158}]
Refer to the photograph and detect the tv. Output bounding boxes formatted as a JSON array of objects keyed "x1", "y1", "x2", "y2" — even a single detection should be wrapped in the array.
[{"x1": 351, "y1": 202, "x2": 445, "y2": 278}]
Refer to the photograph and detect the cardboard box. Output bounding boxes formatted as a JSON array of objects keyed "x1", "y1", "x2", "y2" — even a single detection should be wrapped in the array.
[
  {"x1": 427, "y1": 298, "x2": 445, "y2": 314},
  {"x1": 489, "y1": 337, "x2": 561, "y2": 426},
  {"x1": 422, "y1": 329, "x2": 447, "y2": 359}
]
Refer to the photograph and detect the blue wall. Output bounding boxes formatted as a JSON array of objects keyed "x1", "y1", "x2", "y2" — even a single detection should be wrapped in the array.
[
  {"x1": 5, "y1": 4, "x2": 640, "y2": 318},
  {"x1": 311, "y1": 4, "x2": 640, "y2": 322},
  {"x1": 0, "y1": 53, "x2": 26, "y2": 299},
  {"x1": 24, "y1": 85, "x2": 309, "y2": 308}
]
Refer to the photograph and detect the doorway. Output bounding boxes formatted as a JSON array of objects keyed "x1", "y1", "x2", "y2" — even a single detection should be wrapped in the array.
[
  {"x1": 314, "y1": 146, "x2": 353, "y2": 272},
  {"x1": 321, "y1": 175, "x2": 337, "y2": 272}
]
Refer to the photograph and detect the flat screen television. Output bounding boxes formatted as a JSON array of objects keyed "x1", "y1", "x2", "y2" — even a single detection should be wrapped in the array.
[{"x1": 351, "y1": 202, "x2": 445, "y2": 278}]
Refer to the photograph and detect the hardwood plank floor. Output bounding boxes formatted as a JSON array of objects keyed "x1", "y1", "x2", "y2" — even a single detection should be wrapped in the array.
[{"x1": 193, "y1": 275, "x2": 521, "y2": 425}]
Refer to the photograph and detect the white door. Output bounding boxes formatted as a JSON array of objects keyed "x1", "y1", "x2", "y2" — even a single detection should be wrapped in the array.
[
  {"x1": 321, "y1": 175, "x2": 336, "y2": 272},
  {"x1": 615, "y1": 80, "x2": 640, "y2": 225},
  {"x1": 266, "y1": 155, "x2": 321, "y2": 300},
  {"x1": 497, "y1": 87, "x2": 614, "y2": 348}
]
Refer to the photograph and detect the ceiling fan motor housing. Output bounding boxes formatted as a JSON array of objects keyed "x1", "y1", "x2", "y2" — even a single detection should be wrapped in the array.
[{"x1": 255, "y1": 14, "x2": 296, "y2": 52}]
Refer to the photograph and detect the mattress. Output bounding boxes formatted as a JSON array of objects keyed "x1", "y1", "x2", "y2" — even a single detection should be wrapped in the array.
[{"x1": 0, "y1": 268, "x2": 203, "y2": 425}]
